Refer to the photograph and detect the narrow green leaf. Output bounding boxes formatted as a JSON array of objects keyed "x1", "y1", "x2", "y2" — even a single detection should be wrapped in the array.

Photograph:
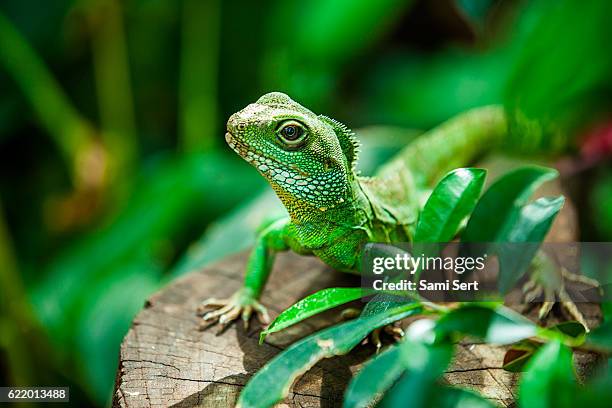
[
  {"x1": 361, "y1": 293, "x2": 412, "y2": 317},
  {"x1": 463, "y1": 165, "x2": 558, "y2": 242},
  {"x1": 260, "y1": 287, "x2": 363, "y2": 343},
  {"x1": 237, "y1": 301, "x2": 422, "y2": 408},
  {"x1": 585, "y1": 320, "x2": 612, "y2": 352},
  {"x1": 343, "y1": 344, "x2": 404, "y2": 408},
  {"x1": 415, "y1": 168, "x2": 487, "y2": 242},
  {"x1": 518, "y1": 341, "x2": 576, "y2": 408},
  {"x1": 435, "y1": 304, "x2": 537, "y2": 344}
]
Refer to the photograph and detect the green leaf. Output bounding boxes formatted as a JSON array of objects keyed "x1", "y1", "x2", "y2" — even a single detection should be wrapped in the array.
[
  {"x1": 343, "y1": 344, "x2": 405, "y2": 408},
  {"x1": 505, "y1": 0, "x2": 612, "y2": 138},
  {"x1": 414, "y1": 168, "x2": 486, "y2": 242},
  {"x1": 503, "y1": 320, "x2": 585, "y2": 373},
  {"x1": 603, "y1": 302, "x2": 612, "y2": 322},
  {"x1": 502, "y1": 340, "x2": 540, "y2": 372},
  {"x1": 461, "y1": 166, "x2": 563, "y2": 293},
  {"x1": 456, "y1": 0, "x2": 496, "y2": 29},
  {"x1": 435, "y1": 304, "x2": 537, "y2": 344},
  {"x1": 376, "y1": 341, "x2": 454, "y2": 408},
  {"x1": 237, "y1": 301, "x2": 422, "y2": 408},
  {"x1": 503, "y1": 196, "x2": 565, "y2": 242},
  {"x1": 259, "y1": 287, "x2": 363, "y2": 343},
  {"x1": 496, "y1": 196, "x2": 565, "y2": 292},
  {"x1": 428, "y1": 386, "x2": 497, "y2": 408},
  {"x1": 462, "y1": 165, "x2": 558, "y2": 242},
  {"x1": 550, "y1": 321, "x2": 587, "y2": 339},
  {"x1": 585, "y1": 320, "x2": 612, "y2": 352},
  {"x1": 348, "y1": 319, "x2": 452, "y2": 408},
  {"x1": 518, "y1": 341, "x2": 576, "y2": 408}
]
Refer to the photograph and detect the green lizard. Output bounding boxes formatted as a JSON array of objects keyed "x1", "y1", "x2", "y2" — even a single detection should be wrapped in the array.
[{"x1": 197, "y1": 92, "x2": 588, "y2": 330}]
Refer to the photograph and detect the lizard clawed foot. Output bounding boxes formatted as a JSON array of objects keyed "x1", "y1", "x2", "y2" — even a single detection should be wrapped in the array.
[
  {"x1": 341, "y1": 307, "x2": 404, "y2": 351},
  {"x1": 522, "y1": 266, "x2": 599, "y2": 332},
  {"x1": 196, "y1": 291, "x2": 270, "y2": 331},
  {"x1": 362, "y1": 323, "x2": 405, "y2": 352}
]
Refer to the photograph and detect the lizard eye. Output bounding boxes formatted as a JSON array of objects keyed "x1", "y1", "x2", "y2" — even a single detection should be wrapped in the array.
[{"x1": 277, "y1": 120, "x2": 307, "y2": 147}]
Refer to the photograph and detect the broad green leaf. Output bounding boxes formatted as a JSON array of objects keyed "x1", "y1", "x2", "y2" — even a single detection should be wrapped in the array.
[
  {"x1": 496, "y1": 196, "x2": 565, "y2": 292},
  {"x1": 414, "y1": 168, "x2": 486, "y2": 242},
  {"x1": 237, "y1": 301, "x2": 422, "y2": 408},
  {"x1": 260, "y1": 287, "x2": 363, "y2": 343},
  {"x1": 462, "y1": 166, "x2": 558, "y2": 242},
  {"x1": 461, "y1": 165, "x2": 563, "y2": 293},
  {"x1": 503, "y1": 196, "x2": 565, "y2": 242},
  {"x1": 585, "y1": 320, "x2": 612, "y2": 352},
  {"x1": 435, "y1": 304, "x2": 536, "y2": 344},
  {"x1": 518, "y1": 341, "x2": 576, "y2": 408}
]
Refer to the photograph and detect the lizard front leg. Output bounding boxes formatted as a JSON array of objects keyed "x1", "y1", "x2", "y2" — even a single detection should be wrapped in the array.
[{"x1": 197, "y1": 217, "x2": 292, "y2": 329}]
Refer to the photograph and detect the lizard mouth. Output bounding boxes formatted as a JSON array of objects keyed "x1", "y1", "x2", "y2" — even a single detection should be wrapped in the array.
[
  {"x1": 225, "y1": 131, "x2": 273, "y2": 169},
  {"x1": 225, "y1": 132, "x2": 253, "y2": 158},
  {"x1": 225, "y1": 132, "x2": 311, "y2": 179}
]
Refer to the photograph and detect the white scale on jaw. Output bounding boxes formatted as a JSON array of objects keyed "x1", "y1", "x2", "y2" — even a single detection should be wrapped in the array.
[{"x1": 226, "y1": 133, "x2": 346, "y2": 211}]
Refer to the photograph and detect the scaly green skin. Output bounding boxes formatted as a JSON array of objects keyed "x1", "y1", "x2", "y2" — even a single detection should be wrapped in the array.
[{"x1": 197, "y1": 92, "x2": 512, "y2": 328}]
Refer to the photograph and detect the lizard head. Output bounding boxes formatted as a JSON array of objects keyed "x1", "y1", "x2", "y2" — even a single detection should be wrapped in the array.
[{"x1": 225, "y1": 92, "x2": 359, "y2": 213}]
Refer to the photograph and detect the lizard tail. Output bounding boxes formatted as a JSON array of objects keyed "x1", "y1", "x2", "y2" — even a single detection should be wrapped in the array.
[
  {"x1": 376, "y1": 105, "x2": 509, "y2": 190},
  {"x1": 374, "y1": 105, "x2": 571, "y2": 192}
]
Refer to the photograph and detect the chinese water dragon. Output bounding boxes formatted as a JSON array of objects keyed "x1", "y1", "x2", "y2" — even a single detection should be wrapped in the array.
[{"x1": 197, "y1": 92, "x2": 592, "y2": 331}]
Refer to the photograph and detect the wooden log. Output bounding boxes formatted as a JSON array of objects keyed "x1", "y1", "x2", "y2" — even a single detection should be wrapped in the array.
[
  {"x1": 113, "y1": 250, "x2": 367, "y2": 407},
  {"x1": 114, "y1": 160, "x2": 601, "y2": 408}
]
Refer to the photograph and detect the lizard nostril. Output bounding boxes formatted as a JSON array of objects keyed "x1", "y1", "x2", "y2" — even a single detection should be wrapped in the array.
[{"x1": 237, "y1": 122, "x2": 247, "y2": 131}]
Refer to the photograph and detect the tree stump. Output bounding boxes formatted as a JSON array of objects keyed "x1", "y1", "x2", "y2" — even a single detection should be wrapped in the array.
[{"x1": 114, "y1": 161, "x2": 601, "y2": 408}]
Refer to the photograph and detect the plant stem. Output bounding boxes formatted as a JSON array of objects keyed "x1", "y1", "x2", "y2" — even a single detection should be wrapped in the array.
[
  {"x1": 0, "y1": 11, "x2": 98, "y2": 186},
  {"x1": 179, "y1": 0, "x2": 220, "y2": 152},
  {"x1": 0, "y1": 200, "x2": 41, "y2": 386},
  {"x1": 88, "y1": 0, "x2": 138, "y2": 178}
]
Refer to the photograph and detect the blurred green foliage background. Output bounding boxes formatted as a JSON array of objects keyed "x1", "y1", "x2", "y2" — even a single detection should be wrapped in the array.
[{"x1": 0, "y1": 0, "x2": 611, "y2": 406}]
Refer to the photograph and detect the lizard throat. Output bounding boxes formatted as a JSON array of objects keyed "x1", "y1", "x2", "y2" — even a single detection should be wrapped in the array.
[{"x1": 225, "y1": 132, "x2": 349, "y2": 214}]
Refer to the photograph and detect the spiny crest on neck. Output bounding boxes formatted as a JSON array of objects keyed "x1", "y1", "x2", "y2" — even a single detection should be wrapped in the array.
[{"x1": 319, "y1": 115, "x2": 360, "y2": 173}]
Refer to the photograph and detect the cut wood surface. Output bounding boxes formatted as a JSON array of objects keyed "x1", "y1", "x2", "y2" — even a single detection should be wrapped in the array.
[{"x1": 114, "y1": 161, "x2": 601, "y2": 408}]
